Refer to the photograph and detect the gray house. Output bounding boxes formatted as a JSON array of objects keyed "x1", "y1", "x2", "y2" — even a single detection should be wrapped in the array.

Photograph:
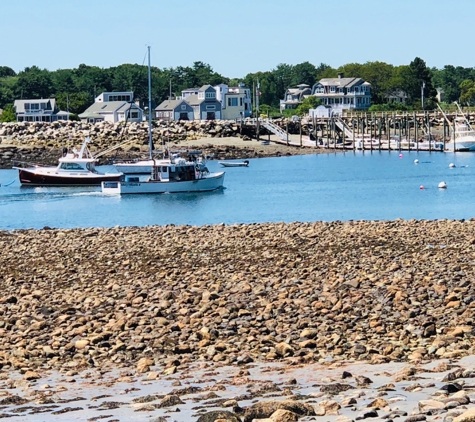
[
  {"x1": 185, "y1": 85, "x2": 222, "y2": 120},
  {"x1": 311, "y1": 74, "x2": 371, "y2": 114},
  {"x1": 155, "y1": 99, "x2": 194, "y2": 121},
  {"x1": 14, "y1": 98, "x2": 70, "y2": 122},
  {"x1": 280, "y1": 84, "x2": 312, "y2": 111}
]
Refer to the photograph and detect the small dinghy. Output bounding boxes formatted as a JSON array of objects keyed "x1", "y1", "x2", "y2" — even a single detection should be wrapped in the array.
[{"x1": 219, "y1": 160, "x2": 249, "y2": 168}]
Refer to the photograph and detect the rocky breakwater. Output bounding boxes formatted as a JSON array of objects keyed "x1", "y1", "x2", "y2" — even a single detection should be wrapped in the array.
[
  {"x1": 1, "y1": 219, "x2": 475, "y2": 377},
  {"x1": 0, "y1": 119, "x2": 285, "y2": 168}
]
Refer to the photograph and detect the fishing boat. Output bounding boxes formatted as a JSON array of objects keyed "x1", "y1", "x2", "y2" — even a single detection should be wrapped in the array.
[
  {"x1": 102, "y1": 154, "x2": 224, "y2": 194},
  {"x1": 219, "y1": 160, "x2": 249, "y2": 167},
  {"x1": 101, "y1": 46, "x2": 225, "y2": 195},
  {"x1": 438, "y1": 103, "x2": 475, "y2": 151},
  {"x1": 13, "y1": 137, "x2": 122, "y2": 186}
]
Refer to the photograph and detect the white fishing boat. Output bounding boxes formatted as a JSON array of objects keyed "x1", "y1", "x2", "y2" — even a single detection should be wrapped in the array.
[
  {"x1": 13, "y1": 137, "x2": 122, "y2": 186},
  {"x1": 101, "y1": 46, "x2": 225, "y2": 195},
  {"x1": 219, "y1": 160, "x2": 249, "y2": 167},
  {"x1": 102, "y1": 155, "x2": 225, "y2": 194},
  {"x1": 438, "y1": 103, "x2": 475, "y2": 151}
]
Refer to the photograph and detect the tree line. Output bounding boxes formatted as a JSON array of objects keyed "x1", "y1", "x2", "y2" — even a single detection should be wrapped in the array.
[{"x1": 1, "y1": 57, "x2": 475, "y2": 121}]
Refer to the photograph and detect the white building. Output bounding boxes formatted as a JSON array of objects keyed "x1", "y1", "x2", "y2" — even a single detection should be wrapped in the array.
[{"x1": 78, "y1": 92, "x2": 143, "y2": 124}]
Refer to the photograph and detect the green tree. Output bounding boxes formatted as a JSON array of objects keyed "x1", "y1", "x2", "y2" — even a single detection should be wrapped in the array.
[
  {"x1": 459, "y1": 79, "x2": 475, "y2": 106},
  {"x1": 55, "y1": 91, "x2": 91, "y2": 114},
  {"x1": 0, "y1": 66, "x2": 16, "y2": 78},
  {"x1": 400, "y1": 57, "x2": 436, "y2": 106},
  {"x1": 16, "y1": 66, "x2": 54, "y2": 99},
  {"x1": 0, "y1": 104, "x2": 16, "y2": 122},
  {"x1": 296, "y1": 96, "x2": 322, "y2": 116},
  {"x1": 291, "y1": 61, "x2": 317, "y2": 87}
]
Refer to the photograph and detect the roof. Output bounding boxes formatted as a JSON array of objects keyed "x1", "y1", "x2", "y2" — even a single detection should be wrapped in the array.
[
  {"x1": 316, "y1": 77, "x2": 367, "y2": 88},
  {"x1": 155, "y1": 99, "x2": 191, "y2": 111},
  {"x1": 199, "y1": 84, "x2": 214, "y2": 92},
  {"x1": 78, "y1": 112, "x2": 104, "y2": 119},
  {"x1": 14, "y1": 98, "x2": 56, "y2": 113},
  {"x1": 80, "y1": 101, "x2": 136, "y2": 115},
  {"x1": 185, "y1": 94, "x2": 204, "y2": 106}
]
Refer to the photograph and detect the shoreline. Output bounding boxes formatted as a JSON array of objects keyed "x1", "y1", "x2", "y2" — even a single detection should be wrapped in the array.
[
  {"x1": 1, "y1": 220, "x2": 475, "y2": 419},
  {"x1": 0, "y1": 135, "x2": 334, "y2": 169}
]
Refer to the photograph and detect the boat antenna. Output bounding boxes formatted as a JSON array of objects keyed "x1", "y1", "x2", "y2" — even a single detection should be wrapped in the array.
[{"x1": 147, "y1": 45, "x2": 153, "y2": 160}]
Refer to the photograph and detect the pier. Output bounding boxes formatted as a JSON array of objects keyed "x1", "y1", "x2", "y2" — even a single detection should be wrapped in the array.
[{"x1": 241, "y1": 109, "x2": 475, "y2": 152}]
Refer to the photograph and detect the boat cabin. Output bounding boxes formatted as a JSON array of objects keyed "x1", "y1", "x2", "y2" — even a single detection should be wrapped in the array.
[
  {"x1": 57, "y1": 157, "x2": 97, "y2": 172},
  {"x1": 152, "y1": 158, "x2": 202, "y2": 182}
]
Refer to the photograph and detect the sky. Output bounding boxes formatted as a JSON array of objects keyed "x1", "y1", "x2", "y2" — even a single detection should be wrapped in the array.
[{"x1": 2, "y1": 0, "x2": 475, "y2": 78}]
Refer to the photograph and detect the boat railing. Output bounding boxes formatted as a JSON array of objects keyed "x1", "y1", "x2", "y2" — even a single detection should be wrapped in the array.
[{"x1": 12, "y1": 160, "x2": 51, "y2": 169}]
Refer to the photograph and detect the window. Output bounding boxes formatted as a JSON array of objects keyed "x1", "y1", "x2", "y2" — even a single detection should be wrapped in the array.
[
  {"x1": 205, "y1": 91, "x2": 216, "y2": 99},
  {"x1": 108, "y1": 94, "x2": 131, "y2": 102},
  {"x1": 181, "y1": 105, "x2": 186, "y2": 110},
  {"x1": 60, "y1": 162, "x2": 85, "y2": 170},
  {"x1": 198, "y1": 92, "x2": 205, "y2": 99},
  {"x1": 330, "y1": 86, "x2": 336, "y2": 93},
  {"x1": 206, "y1": 105, "x2": 215, "y2": 110},
  {"x1": 130, "y1": 111, "x2": 139, "y2": 119},
  {"x1": 228, "y1": 97, "x2": 238, "y2": 106}
]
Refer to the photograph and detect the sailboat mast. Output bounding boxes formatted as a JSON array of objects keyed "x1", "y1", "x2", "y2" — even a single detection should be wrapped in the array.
[{"x1": 147, "y1": 46, "x2": 153, "y2": 160}]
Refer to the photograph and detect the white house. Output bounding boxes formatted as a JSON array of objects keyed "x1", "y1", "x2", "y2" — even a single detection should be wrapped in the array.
[
  {"x1": 78, "y1": 92, "x2": 143, "y2": 124},
  {"x1": 14, "y1": 98, "x2": 70, "y2": 122},
  {"x1": 280, "y1": 84, "x2": 312, "y2": 111},
  {"x1": 311, "y1": 74, "x2": 371, "y2": 114},
  {"x1": 215, "y1": 83, "x2": 252, "y2": 120}
]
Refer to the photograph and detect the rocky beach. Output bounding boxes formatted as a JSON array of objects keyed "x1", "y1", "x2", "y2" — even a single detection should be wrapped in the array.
[
  {"x1": 2, "y1": 220, "x2": 475, "y2": 421},
  {"x1": 0, "y1": 119, "x2": 327, "y2": 169}
]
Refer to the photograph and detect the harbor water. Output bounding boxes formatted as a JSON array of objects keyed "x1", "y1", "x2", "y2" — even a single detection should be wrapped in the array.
[{"x1": 0, "y1": 150, "x2": 474, "y2": 230}]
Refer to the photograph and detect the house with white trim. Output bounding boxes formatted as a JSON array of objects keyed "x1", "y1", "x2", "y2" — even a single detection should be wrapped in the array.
[
  {"x1": 155, "y1": 99, "x2": 194, "y2": 121},
  {"x1": 185, "y1": 85, "x2": 222, "y2": 120},
  {"x1": 214, "y1": 83, "x2": 252, "y2": 120},
  {"x1": 14, "y1": 98, "x2": 70, "y2": 122},
  {"x1": 78, "y1": 91, "x2": 143, "y2": 124},
  {"x1": 311, "y1": 74, "x2": 371, "y2": 114},
  {"x1": 280, "y1": 84, "x2": 312, "y2": 111}
]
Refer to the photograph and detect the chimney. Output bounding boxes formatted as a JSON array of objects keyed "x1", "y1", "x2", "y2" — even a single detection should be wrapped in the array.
[{"x1": 338, "y1": 72, "x2": 344, "y2": 79}]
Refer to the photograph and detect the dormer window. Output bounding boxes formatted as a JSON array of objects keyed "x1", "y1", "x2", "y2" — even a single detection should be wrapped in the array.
[
  {"x1": 205, "y1": 91, "x2": 215, "y2": 99},
  {"x1": 330, "y1": 86, "x2": 336, "y2": 93},
  {"x1": 198, "y1": 92, "x2": 205, "y2": 99}
]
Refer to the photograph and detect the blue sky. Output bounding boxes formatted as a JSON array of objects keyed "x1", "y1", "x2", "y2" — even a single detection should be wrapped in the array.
[{"x1": 2, "y1": 0, "x2": 474, "y2": 78}]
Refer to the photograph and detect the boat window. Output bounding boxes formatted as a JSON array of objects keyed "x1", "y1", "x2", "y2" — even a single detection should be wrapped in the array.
[
  {"x1": 60, "y1": 162, "x2": 85, "y2": 170},
  {"x1": 161, "y1": 166, "x2": 168, "y2": 173}
]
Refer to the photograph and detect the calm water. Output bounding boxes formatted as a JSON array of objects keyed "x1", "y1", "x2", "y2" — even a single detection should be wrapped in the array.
[{"x1": 0, "y1": 150, "x2": 474, "y2": 230}]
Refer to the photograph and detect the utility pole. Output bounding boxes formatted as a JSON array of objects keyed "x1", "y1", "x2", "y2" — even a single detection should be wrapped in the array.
[
  {"x1": 421, "y1": 81, "x2": 425, "y2": 111},
  {"x1": 256, "y1": 79, "x2": 260, "y2": 141}
]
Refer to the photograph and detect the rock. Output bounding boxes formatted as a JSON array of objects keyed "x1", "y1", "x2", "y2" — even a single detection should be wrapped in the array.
[
  {"x1": 23, "y1": 371, "x2": 40, "y2": 380},
  {"x1": 136, "y1": 357, "x2": 154, "y2": 373},
  {"x1": 196, "y1": 410, "x2": 241, "y2": 422},
  {"x1": 454, "y1": 408, "x2": 475, "y2": 422},
  {"x1": 157, "y1": 394, "x2": 184, "y2": 408},
  {"x1": 243, "y1": 400, "x2": 315, "y2": 422}
]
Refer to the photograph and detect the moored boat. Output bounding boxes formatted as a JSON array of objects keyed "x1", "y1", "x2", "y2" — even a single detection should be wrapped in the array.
[
  {"x1": 219, "y1": 160, "x2": 249, "y2": 167},
  {"x1": 438, "y1": 103, "x2": 475, "y2": 151},
  {"x1": 13, "y1": 137, "x2": 123, "y2": 186}
]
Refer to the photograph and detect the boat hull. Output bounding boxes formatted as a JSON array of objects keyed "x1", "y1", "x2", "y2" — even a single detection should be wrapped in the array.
[
  {"x1": 102, "y1": 172, "x2": 225, "y2": 194},
  {"x1": 18, "y1": 168, "x2": 123, "y2": 186},
  {"x1": 445, "y1": 141, "x2": 475, "y2": 151},
  {"x1": 219, "y1": 162, "x2": 249, "y2": 167}
]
